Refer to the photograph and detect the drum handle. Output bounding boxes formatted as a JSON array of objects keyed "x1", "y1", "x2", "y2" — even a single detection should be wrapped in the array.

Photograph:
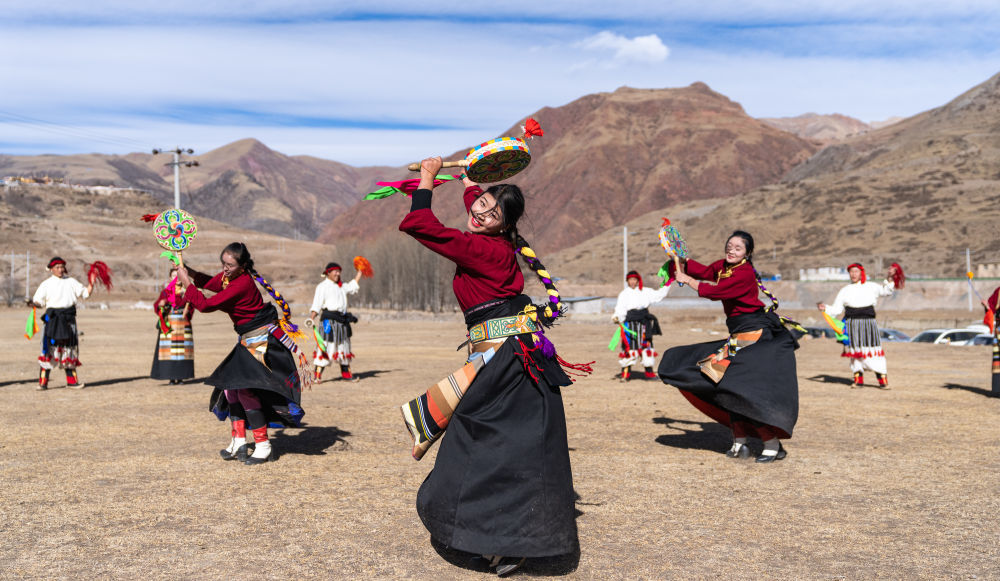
[{"x1": 407, "y1": 160, "x2": 469, "y2": 171}]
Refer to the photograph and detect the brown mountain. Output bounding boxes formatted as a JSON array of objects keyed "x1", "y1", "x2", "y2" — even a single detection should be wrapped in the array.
[
  {"x1": 318, "y1": 82, "x2": 820, "y2": 252},
  {"x1": 759, "y1": 113, "x2": 872, "y2": 143},
  {"x1": 0, "y1": 139, "x2": 396, "y2": 239},
  {"x1": 550, "y1": 70, "x2": 1000, "y2": 292}
]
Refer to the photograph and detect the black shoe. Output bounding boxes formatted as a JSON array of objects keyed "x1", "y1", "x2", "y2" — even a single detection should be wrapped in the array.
[
  {"x1": 495, "y1": 557, "x2": 526, "y2": 577},
  {"x1": 755, "y1": 444, "x2": 787, "y2": 463},
  {"x1": 220, "y1": 443, "x2": 250, "y2": 461},
  {"x1": 726, "y1": 443, "x2": 751, "y2": 459}
]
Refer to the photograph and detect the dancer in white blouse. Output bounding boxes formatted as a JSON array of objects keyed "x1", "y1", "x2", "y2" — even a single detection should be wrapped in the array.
[
  {"x1": 29, "y1": 257, "x2": 96, "y2": 390},
  {"x1": 817, "y1": 262, "x2": 904, "y2": 388},
  {"x1": 308, "y1": 262, "x2": 363, "y2": 381},
  {"x1": 612, "y1": 271, "x2": 669, "y2": 381}
]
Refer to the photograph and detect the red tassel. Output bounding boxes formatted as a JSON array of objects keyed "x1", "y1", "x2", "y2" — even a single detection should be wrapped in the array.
[
  {"x1": 140, "y1": 213, "x2": 160, "y2": 223},
  {"x1": 661, "y1": 217, "x2": 671, "y2": 227},
  {"x1": 353, "y1": 256, "x2": 374, "y2": 278},
  {"x1": 522, "y1": 117, "x2": 544, "y2": 139},
  {"x1": 87, "y1": 261, "x2": 113, "y2": 290},
  {"x1": 890, "y1": 262, "x2": 905, "y2": 289},
  {"x1": 557, "y1": 355, "x2": 595, "y2": 378}
]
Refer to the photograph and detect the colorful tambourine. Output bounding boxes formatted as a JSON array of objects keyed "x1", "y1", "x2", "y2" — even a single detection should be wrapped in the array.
[
  {"x1": 153, "y1": 208, "x2": 198, "y2": 252},
  {"x1": 463, "y1": 136, "x2": 532, "y2": 183}
]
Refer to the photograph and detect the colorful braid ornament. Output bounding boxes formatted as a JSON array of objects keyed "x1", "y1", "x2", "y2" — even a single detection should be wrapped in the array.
[
  {"x1": 752, "y1": 266, "x2": 806, "y2": 333},
  {"x1": 247, "y1": 267, "x2": 312, "y2": 390},
  {"x1": 514, "y1": 236, "x2": 594, "y2": 378}
]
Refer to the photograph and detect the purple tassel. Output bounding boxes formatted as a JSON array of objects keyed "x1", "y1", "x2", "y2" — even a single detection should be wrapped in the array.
[{"x1": 534, "y1": 330, "x2": 557, "y2": 359}]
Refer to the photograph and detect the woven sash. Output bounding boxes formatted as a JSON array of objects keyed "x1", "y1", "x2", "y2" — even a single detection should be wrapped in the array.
[
  {"x1": 401, "y1": 351, "x2": 490, "y2": 460},
  {"x1": 697, "y1": 330, "x2": 763, "y2": 383},
  {"x1": 468, "y1": 314, "x2": 537, "y2": 344}
]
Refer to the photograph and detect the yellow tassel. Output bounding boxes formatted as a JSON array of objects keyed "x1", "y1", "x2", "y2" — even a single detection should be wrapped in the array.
[
  {"x1": 520, "y1": 247, "x2": 536, "y2": 258},
  {"x1": 537, "y1": 269, "x2": 550, "y2": 278},
  {"x1": 547, "y1": 289, "x2": 559, "y2": 297}
]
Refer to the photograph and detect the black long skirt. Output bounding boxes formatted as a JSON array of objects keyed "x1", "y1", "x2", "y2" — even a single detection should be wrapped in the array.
[
  {"x1": 658, "y1": 310, "x2": 799, "y2": 438},
  {"x1": 417, "y1": 337, "x2": 578, "y2": 558},
  {"x1": 206, "y1": 305, "x2": 305, "y2": 427}
]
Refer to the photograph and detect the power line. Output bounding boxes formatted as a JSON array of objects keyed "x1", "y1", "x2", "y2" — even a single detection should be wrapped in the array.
[{"x1": 0, "y1": 110, "x2": 151, "y2": 151}]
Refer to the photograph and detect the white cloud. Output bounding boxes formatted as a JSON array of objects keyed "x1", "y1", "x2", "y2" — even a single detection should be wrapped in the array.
[{"x1": 578, "y1": 32, "x2": 669, "y2": 64}]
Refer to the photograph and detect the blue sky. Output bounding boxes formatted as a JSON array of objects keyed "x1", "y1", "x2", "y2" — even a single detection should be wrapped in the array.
[{"x1": 1, "y1": 1, "x2": 998, "y2": 165}]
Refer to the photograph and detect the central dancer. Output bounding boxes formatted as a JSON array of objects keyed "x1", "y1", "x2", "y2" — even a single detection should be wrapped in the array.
[{"x1": 399, "y1": 157, "x2": 578, "y2": 576}]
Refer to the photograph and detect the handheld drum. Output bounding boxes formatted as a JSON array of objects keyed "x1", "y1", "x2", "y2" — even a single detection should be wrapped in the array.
[
  {"x1": 151, "y1": 208, "x2": 198, "y2": 268},
  {"x1": 406, "y1": 118, "x2": 543, "y2": 183}
]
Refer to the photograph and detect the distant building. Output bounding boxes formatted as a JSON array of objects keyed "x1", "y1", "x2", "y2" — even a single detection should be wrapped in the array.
[
  {"x1": 976, "y1": 264, "x2": 1000, "y2": 278},
  {"x1": 798, "y1": 267, "x2": 851, "y2": 282}
]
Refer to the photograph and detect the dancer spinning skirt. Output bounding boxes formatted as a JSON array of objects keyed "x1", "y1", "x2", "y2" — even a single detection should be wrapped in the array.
[
  {"x1": 30, "y1": 257, "x2": 100, "y2": 390},
  {"x1": 177, "y1": 243, "x2": 307, "y2": 465},
  {"x1": 613, "y1": 270, "x2": 669, "y2": 381},
  {"x1": 399, "y1": 158, "x2": 580, "y2": 576},
  {"x1": 150, "y1": 267, "x2": 195, "y2": 384},
  {"x1": 817, "y1": 262, "x2": 903, "y2": 389},
  {"x1": 659, "y1": 231, "x2": 799, "y2": 463}
]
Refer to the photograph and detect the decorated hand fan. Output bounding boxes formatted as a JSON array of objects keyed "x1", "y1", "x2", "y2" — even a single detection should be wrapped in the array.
[
  {"x1": 143, "y1": 209, "x2": 198, "y2": 268},
  {"x1": 657, "y1": 218, "x2": 690, "y2": 284}
]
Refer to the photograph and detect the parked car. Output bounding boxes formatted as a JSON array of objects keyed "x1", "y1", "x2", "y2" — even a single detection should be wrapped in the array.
[
  {"x1": 969, "y1": 334, "x2": 996, "y2": 346},
  {"x1": 880, "y1": 328, "x2": 911, "y2": 342},
  {"x1": 909, "y1": 329, "x2": 982, "y2": 345},
  {"x1": 800, "y1": 326, "x2": 838, "y2": 340}
]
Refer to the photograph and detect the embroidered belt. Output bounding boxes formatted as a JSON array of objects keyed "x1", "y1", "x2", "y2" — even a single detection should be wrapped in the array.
[{"x1": 467, "y1": 314, "x2": 538, "y2": 344}]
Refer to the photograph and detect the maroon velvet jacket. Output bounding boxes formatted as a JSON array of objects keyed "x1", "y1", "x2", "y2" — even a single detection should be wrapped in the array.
[
  {"x1": 685, "y1": 258, "x2": 764, "y2": 318},
  {"x1": 399, "y1": 185, "x2": 524, "y2": 312},
  {"x1": 184, "y1": 269, "x2": 264, "y2": 326}
]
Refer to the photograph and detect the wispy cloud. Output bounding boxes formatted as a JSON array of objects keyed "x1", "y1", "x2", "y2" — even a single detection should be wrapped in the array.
[
  {"x1": 578, "y1": 32, "x2": 669, "y2": 65},
  {"x1": 0, "y1": 2, "x2": 998, "y2": 163}
]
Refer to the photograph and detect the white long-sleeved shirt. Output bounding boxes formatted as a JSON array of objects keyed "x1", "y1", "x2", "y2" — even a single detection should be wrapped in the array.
[
  {"x1": 32, "y1": 275, "x2": 89, "y2": 309},
  {"x1": 824, "y1": 280, "x2": 895, "y2": 317},
  {"x1": 613, "y1": 285, "x2": 670, "y2": 321},
  {"x1": 309, "y1": 278, "x2": 359, "y2": 314}
]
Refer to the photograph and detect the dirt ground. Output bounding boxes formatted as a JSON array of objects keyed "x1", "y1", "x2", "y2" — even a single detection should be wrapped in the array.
[{"x1": 1, "y1": 307, "x2": 998, "y2": 580}]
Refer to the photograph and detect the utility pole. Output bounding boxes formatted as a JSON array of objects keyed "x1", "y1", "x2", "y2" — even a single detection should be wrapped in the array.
[
  {"x1": 152, "y1": 147, "x2": 199, "y2": 209},
  {"x1": 623, "y1": 227, "x2": 628, "y2": 288}
]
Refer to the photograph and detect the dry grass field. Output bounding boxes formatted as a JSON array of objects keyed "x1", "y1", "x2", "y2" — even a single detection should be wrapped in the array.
[{"x1": 1, "y1": 307, "x2": 998, "y2": 580}]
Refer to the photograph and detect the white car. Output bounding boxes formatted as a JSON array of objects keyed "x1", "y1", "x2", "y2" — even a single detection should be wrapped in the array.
[{"x1": 909, "y1": 329, "x2": 983, "y2": 346}]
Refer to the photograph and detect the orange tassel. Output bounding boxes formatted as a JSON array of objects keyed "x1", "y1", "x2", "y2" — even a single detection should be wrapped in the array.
[{"x1": 353, "y1": 256, "x2": 374, "y2": 278}]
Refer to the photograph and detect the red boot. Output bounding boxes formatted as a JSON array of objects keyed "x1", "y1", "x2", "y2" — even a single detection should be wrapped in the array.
[
  {"x1": 244, "y1": 426, "x2": 272, "y2": 465},
  {"x1": 220, "y1": 419, "x2": 248, "y2": 461},
  {"x1": 853, "y1": 372, "x2": 864, "y2": 388}
]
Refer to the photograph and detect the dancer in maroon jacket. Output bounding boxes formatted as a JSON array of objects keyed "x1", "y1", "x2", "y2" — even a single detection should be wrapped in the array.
[
  {"x1": 660, "y1": 231, "x2": 799, "y2": 463},
  {"x1": 399, "y1": 157, "x2": 578, "y2": 577},
  {"x1": 177, "y1": 242, "x2": 306, "y2": 465}
]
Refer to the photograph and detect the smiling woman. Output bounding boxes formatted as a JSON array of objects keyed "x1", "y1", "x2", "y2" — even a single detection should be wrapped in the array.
[{"x1": 397, "y1": 156, "x2": 582, "y2": 576}]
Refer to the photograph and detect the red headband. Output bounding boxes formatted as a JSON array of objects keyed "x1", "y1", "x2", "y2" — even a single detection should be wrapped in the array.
[
  {"x1": 47, "y1": 258, "x2": 66, "y2": 269},
  {"x1": 626, "y1": 271, "x2": 644, "y2": 290},
  {"x1": 847, "y1": 263, "x2": 866, "y2": 283},
  {"x1": 324, "y1": 265, "x2": 342, "y2": 274}
]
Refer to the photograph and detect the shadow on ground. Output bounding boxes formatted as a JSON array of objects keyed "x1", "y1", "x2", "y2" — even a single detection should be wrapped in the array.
[
  {"x1": 272, "y1": 425, "x2": 352, "y2": 456},
  {"x1": 652, "y1": 415, "x2": 730, "y2": 453},
  {"x1": 429, "y1": 536, "x2": 581, "y2": 577},
  {"x1": 942, "y1": 382, "x2": 997, "y2": 398},
  {"x1": 806, "y1": 374, "x2": 854, "y2": 386}
]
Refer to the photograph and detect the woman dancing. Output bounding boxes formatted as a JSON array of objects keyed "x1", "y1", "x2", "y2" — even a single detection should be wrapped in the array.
[
  {"x1": 399, "y1": 157, "x2": 579, "y2": 576},
  {"x1": 150, "y1": 266, "x2": 195, "y2": 385},
  {"x1": 817, "y1": 262, "x2": 903, "y2": 389},
  {"x1": 177, "y1": 242, "x2": 306, "y2": 465},
  {"x1": 659, "y1": 231, "x2": 799, "y2": 463}
]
